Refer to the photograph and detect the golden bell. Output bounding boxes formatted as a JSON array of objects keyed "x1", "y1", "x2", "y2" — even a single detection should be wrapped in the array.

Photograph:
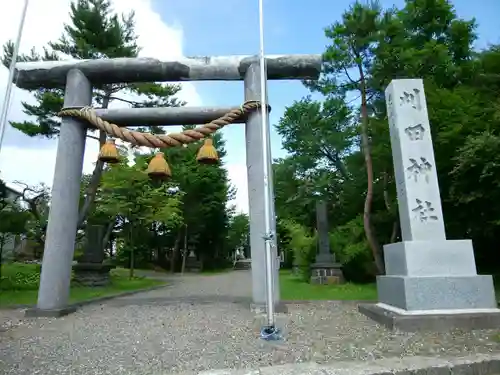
[
  {"x1": 98, "y1": 138, "x2": 120, "y2": 163},
  {"x1": 146, "y1": 152, "x2": 172, "y2": 179},
  {"x1": 196, "y1": 138, "x2": 219, "y2": 164}
]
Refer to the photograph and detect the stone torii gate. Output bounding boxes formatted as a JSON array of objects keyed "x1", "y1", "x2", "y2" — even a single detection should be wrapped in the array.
[{"x1": 12, "y1": 55, "x2": 322, "y2": 317}]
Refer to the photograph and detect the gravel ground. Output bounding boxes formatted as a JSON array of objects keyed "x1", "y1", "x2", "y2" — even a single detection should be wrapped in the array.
[{"x1": 1, "y1": 271, "x2": 500, "y2": 375}]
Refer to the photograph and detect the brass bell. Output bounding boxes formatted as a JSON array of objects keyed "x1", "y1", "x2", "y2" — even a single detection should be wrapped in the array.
[{"x1": 196, "y1": 138, "x2": 219, "y2": 164}]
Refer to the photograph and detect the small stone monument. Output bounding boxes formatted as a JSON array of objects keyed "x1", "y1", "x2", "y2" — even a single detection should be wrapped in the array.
[
  {"x1": 72, "y1": 225, "x2": 115, "y2": 287},
  {"x1": 310, "y1": 200, "x2": 344, "y2": 284},
  {"x1": 359, "y1": 79, "x2": 500, "y2": 331},
  {"x1": 184, "y1": 250, "x2": 202, "y2": 272}
]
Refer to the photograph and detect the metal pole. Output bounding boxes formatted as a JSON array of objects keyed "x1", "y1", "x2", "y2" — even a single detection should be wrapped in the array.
[
  {"x1": 0, "y1": 0, "x2": 30, "y2": 152},
  {"x1": 257, "y1": 0, "x2": 275, "y2": 327}
]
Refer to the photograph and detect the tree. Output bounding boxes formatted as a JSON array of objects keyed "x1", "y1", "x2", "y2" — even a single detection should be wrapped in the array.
[
  {"x1": 162, "y1": 130, "x2": 235, "y2": 271},
  {"x1": 0, "y1": 180, "x2": 30, "y2": 278},
  {"x1": 226, "y1": 212, "x2": 249, "y2": 258},
  {"x1": 296, "y1": 1, "x2": 387, "y2": 273},
  {"x1": 97, "y1": 156, "x2": 183, "y2": 277},
  {"x1": 1, "y1": 0, "x2": 183, "y2": 231},
  {"x1": 272, "y1": 0, "x2": 500, "y2": 280}
]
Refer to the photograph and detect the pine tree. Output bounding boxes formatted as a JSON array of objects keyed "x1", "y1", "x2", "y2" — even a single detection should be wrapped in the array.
[{"x1": 2, "y1": 0, "x2": 184, "y2": 227}]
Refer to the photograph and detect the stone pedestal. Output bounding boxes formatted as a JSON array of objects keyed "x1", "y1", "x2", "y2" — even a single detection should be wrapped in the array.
[
  {"x1": 377, "y1": 240, "x2": 496, "y2": 311},
  {"x1": 310, "y1": 256, "x2": 344, "y2": 285},
  {"x1": 234, "y1": 259, "x2": 252, "y2": 270},
  {"x1": 359, "y1": 79, "x2": 500, "y2": 331},
  {"x1": 73, "y1": 263, "x2": 115, "y2": 287},
  {"x1": 310, "y1": 200, "x2": 344, "y2": 285},
  {"x1": 72, "y1": 225, "x2": 115, "y2": 287},
  {"x1": 184, "y1": 254, "x2": 202, "y2": 272}
]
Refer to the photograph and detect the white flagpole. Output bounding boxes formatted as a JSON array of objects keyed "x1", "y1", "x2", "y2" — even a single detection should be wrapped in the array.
[
  {"x1": 257, "y1": 0, "x2": 275, "y2": 328},
  {"x1": 0, "y1": 0, "x2": 30, "y2": 153}
]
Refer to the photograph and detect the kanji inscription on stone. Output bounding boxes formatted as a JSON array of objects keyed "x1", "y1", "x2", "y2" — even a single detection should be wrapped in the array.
[
  {"x1": 399, "y1": 88, "x2": 422, "y2": 111},
  {"x1": 411, "y1": 199, "x2": 439, "y2": 222},
  {"x1": 406, "y1": 157, "x2": 432, "y2": 183},
  {"x1": 385, "y1": 79, "x2": 446, "y2": 241},
  {"x1": 404, "y1": 124, "x2": 425, "y2": 141}
]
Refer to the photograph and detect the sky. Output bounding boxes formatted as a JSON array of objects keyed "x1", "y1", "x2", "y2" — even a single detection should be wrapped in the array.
[{"x1": 0, "y1": 0, "x2": 499, "y2": 214}]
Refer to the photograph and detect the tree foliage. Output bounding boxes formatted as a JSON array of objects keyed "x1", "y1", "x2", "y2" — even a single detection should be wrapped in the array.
[
  {"x1": 273, "y1": 0, "x2": 500, "y2": 279},
  {"x1": 1, "y1": 0, "x2": 183, "y2": 230}
]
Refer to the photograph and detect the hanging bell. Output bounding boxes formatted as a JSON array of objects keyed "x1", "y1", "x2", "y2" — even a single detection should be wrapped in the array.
[
  {"x1": 146, "y1": 152, "x2": 172, "y2": 180},
  {"x1": 98, "y1": 138, "x2": 120, "y2": 164},
  {"x1": 196, "y1": 138, "x2": 219, "y2": 164}
]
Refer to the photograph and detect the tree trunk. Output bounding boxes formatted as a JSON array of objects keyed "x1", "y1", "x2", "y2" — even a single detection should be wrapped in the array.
[
  {"x1": 390, "y1": 219, "x2": 400, "y2": 244},
  {"x1": 181, "y1": 224, "x2": 188, "y2": 274},
  {"x1": 358, "y1": 66, "x2": 385, "y2": 275},
  {"x1": 102, "y1": 218, "x2": 115, "y2": 254},
  {"x1": 76, "y1": 92, "x2": 112, "y2": 229},
  {"x1": 383, "y1": 171, "x2": 400, "y2": 244},
  {"x1": 129, "y1": 224, "x2": 135, "y2": 279},
  {"x1": 170, "y1": 229, "x2": 183, "y2": 273},
  {"x1": 0, "y1": 235, "x2": 4, "y2": 280}
]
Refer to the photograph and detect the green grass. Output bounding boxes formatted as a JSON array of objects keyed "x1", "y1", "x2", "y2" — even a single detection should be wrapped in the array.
[
  {"x1": 0, "y1": 262, "x2": 165, "y2": 307},
  {"x1": 279, "y1": 270, "x2": 378, "y2": 301},
  {"x1": 280, "y1": 270, "x2": 500, "y2": 302}
]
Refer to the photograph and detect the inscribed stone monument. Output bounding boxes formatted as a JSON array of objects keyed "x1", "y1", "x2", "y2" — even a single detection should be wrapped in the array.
[
  {"x1": 310, "y1": 200, "x2": 344, "y2": 285},
  {"x1": 359, "y1": 79, "x2": 500, "y2": 331}
]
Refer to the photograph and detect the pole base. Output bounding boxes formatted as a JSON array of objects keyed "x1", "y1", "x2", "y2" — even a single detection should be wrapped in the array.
[
  {"x1": 253, "y1": 313, "x2": 288, "y2": 340},
  {"x1": 260, "y1": 325, "x2": 282, "y2": 341},
  {"x1": 24, "y1": 306, "x2": 77, "y2": 318}
]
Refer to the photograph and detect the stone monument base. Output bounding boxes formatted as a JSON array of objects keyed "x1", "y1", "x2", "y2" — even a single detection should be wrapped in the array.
[
  {"x1": 359, "y1": 303, "x2": 500, "y2": 332},
  {"x1": 310, "y1": 262, "x2": 344, "y2": 285},
  {"x1": 72, "y1": 263, "x2": 115, "y2": 287},
  {"x1": 377, "y1": 274, "x2": 496, "y2": 310},
  {"x1": 360, "y1": 239, "x2": 500, "y2": 331},
  {"x1": 234, "y1": 259, "x2": 252, "y2": 270},
  {"x1": 378, "y1": 240, "x2": 497, "y2": 310},
  {"x1": 184, "y1": 256, "x2": 202, "y2": 272}
]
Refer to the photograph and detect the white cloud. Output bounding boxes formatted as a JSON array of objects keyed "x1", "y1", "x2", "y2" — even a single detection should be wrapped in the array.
[
  {"x1": 226, "y1": 163, "x2": 248, "y2": 215},
  {"x1": 0, "y1": 0, "x2": 253, "y2": 213}
]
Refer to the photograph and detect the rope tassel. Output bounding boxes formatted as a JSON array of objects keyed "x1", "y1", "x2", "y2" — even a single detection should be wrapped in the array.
[
  {"x1": 98, "y1": 138, "x2": 120, "y2": 164},
  {"x1": 146, "y1": 152, "x2": 171, "y2": 180},
  {"x1": 196, "y1": 138, "x2": 218, "y2": 164}
]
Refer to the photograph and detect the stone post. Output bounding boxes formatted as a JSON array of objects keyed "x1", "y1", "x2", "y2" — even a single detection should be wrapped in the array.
[
  {"x1": 359, "y1": 79, "x2": 500, "y2": 331},
  {"x1": 26, "y1": 69, "x2": 92, "y2": 317},
  {"x1": 310, "y1": 200, "x2": 344, "y2": 284},
  {"x1": 244, "y1": 63, "x2": 283, "y2": 312}
]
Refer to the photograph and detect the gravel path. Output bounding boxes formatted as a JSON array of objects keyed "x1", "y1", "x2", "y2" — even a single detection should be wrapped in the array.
[{"x1": 1, "y1": 271, "x2": 500, "y2": 375}]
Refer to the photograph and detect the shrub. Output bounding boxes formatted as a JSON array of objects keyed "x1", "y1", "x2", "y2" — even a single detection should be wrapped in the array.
[
  {"x1": 0, "y1": 262, "x2": 41, "y2": 291},
  {"x1": 330, "y1": 215, "x2": 375, "y2": 283},
  {"x1": 279, "y1": 219, "x2": 316, "y2": 281}
]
